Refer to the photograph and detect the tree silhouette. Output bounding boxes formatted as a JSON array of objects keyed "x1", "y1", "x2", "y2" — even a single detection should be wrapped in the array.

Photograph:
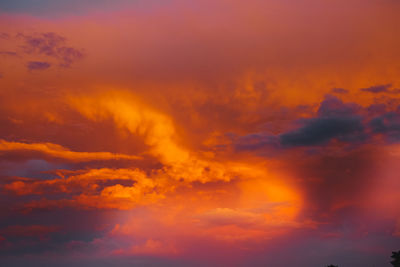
[
  {"x1": 326, "y1": 265, "x2": 338, "y2": 267},
  {"x1": 391, "y1": 250, "x2": 400, "y2": 267}
]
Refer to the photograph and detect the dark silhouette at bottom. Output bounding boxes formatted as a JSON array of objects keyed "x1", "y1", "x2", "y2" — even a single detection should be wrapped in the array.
[
  {"x1": 324, "y1": 250, "x2": 400, "y2": 267},
  {"x1": 392, "y1": 251, "x2": 400, "y2": 267}
]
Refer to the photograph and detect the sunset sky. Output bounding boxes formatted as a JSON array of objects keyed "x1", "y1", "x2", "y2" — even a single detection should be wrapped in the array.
[{"x1": 0, "y1": 1, "x2": 400, "y2": 266}]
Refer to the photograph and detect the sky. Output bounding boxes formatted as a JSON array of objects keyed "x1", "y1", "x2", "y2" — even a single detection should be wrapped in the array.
[{"x1": 0, "y1": 0, "x2": 400, "y2": 266}]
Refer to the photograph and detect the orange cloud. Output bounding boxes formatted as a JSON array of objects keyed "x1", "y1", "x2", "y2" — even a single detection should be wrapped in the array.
[
  {"x1": 0, "y1": 139, "x2": 141, "y2": 162},
  {"x1": 4, "y1": 168, "x2": 169, "y2": 210},
  {"x1": 69, "y1": 91, "x2": 188, "y2": 165}
]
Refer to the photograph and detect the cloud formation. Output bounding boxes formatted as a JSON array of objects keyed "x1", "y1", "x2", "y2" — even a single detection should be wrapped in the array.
[
  {"x1": 19, "y1": 32, "x2": 84, "y2": 67},
  {"x1": 234, "y1": 95, "x2": 400, "y2": 152},
  {"x1": 26, "y1": 61, "x2": 50, "y2": 71},
  {"x1": 0, "y1": 0, "x2": 400, "y2": 266},
  {"x1": 361, "y1": 84, "x2": 392, "y2": 93},
  {"x1": 0, "y1": 139, "x2": 141, "y2": 162}
]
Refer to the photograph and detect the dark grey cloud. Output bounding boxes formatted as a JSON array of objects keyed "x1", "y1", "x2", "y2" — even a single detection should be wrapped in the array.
[
  {"x1": 278, "y1": 95, "x2": 365, "y2": 147},
  {"x1": 280, "y1": 116, "x2": 364, "y2": 147},
  {"x1": 0, "y1": 0, "x2": 159, "y2": 17},
  {"x1": 370, "y1": 110, "x2": 400, "y2": 142},
  {"x1": 277, "y1": 95, "x2": 365, "y2": 147},
  {"x1": 366, "y1": 103, "x2": 388, "y2": 116},
  {"x1": 231, "y1": 94, "x2": 400, "y2": 152}
]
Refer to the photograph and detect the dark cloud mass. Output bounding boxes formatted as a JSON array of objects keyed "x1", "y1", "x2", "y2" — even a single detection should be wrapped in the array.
[
  {"x1": 280, "y1": 116, "x2": 364, "y2": 147},
  {"x1": 317, "y1": 95, "x2": 360, "y2": 117},
  {"x1": 370, "y1": 111, "x2": 400, "y2": 142},
  {"x1": 234, "y1": 94, "x2": 400, "y2": 151},
  {"x1": 280, "y1": 95, "x2": 365, "y2": 147}
]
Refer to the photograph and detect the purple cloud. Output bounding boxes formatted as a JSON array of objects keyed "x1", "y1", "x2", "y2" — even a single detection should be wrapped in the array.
[
  {"x1": 19, "y1": 32, "x2": 84, "y2": 67},
  {"x1": 27, "y1": 61, "x2": 51, "y2": 71},
  {"x1": 361, "y1": 84, "x2": 392, "y2": 93},
  {"x1": 317, "y1": 94, "x2": 361, "y2": 117}
]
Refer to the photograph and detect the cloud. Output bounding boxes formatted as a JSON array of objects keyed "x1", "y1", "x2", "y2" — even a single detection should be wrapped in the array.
[
  {"x1": 0, "y1": 1, "x2": 399, "y2": 265},
  {"x1": 26, "y1": 61, "x2": 51, "y2": 71},
  {"x1": 370, "y1": 111, "x2": 400, "y2": 142},
  {"x1": 0, "y1": 139, "x2": 141, "y2": 162},
  {"x1": 234, "y1": 133, "x2": 279, "y2": 152},
  {"x1": 69, "y1": 92, "x2": 188, "y2": 165},
  {"x1": 19, "y1": 32, "x2": 84, "y2": 67},
  {"x1": 280, "y1": 95, "x2": 366, "y2": 147},
  {"x1": 69, "y1": 91, "x2": 242, "y2": 183},
  {"x1": 2, "y1": 168, "x2": 169, "y2": 210},
  {"x1": 360, "y1": 84, "x2": 392, "y2": 93},
  {"x1": 231, "y1": 94, "x2": 400, "y2": 153},
  {"x1": 317, "y1": 94, "x2": 360, "y2": 117},
  {"x1": 233, "y1": 95, "x2": 366, "y2": 150},
  {"x1": 280, "y1": 116, "x2": 364, "y2": 147},
  {"x1": 331, "y1": 88, "x2": 349, "y2": 94}
]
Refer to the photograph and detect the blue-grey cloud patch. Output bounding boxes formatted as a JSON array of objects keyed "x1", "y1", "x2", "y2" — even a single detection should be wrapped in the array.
[
  {"x1": 370, "y1": 110, "x2": 400, "y2": 142},
  {"x1": 280, "y1": 116, "x2": 365, "y2": 147},
  {"x1": 280, "y1": 95, "x2": 365, "y2": 147},
  {"x1": 0, "y1": 0, "x2": 163, "y2": 17},
  {"x1": 0, "y1": 0, "x2": 117, "y2": 15},
  {"x1": 231, "y1": 94, "x2": 400, "y2": 153}
]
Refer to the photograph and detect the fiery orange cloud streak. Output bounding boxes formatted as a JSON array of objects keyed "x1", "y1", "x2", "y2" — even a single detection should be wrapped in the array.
[{"x1": 0, "y1": 139, "x2": 142, "y2": 162}]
